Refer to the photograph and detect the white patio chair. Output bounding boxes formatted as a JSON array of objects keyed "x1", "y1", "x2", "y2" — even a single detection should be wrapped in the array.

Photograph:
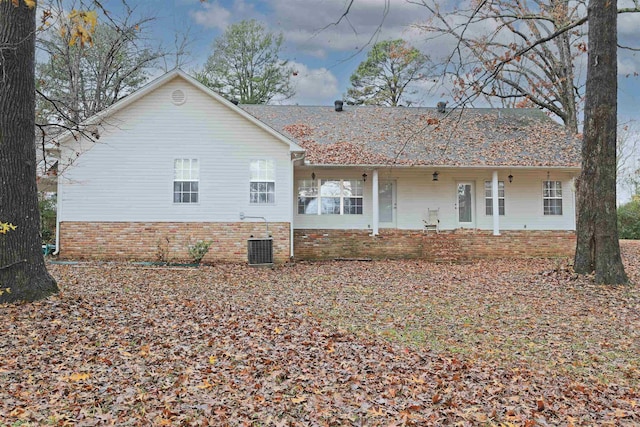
[{"x1": 423, "y1": 208, "x2": 440, "y2": 233}]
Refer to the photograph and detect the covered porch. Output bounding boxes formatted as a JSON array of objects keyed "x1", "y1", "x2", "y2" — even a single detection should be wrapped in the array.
[
  {"x1": 291, "y1": 165, "x2": 578, "y2": 261},
  {"x1": 293, "y1": 166, "x2": 577, "y2": 232}
]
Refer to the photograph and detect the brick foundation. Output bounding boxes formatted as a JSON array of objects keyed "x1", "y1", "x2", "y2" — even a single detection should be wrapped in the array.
[
  {"x1": 59, "y1": 222, "x2": 290, "y2": 263},
  {"x1": 60, "y1": 223, "x2": 576, "y2": 263},
  {"x1": 293, "y1": 229, "x2": 576, "y2": 261}
]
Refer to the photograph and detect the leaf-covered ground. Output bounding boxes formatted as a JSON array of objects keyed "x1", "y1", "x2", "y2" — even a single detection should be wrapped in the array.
[{"x1": 2, "y1": 242, "x2": 640, "y2": 426}]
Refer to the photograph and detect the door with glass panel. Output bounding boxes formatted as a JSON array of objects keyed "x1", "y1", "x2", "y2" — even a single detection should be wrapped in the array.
[
  {"x1": 379, "y1": 180, "x2": 397, "y2": 228},
  {"x1": 457, "y1": 182, "x2": 475, "y2": 227}
]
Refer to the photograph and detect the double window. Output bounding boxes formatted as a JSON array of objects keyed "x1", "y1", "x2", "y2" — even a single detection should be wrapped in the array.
[
  {"x1": 250, "y1": 160, "x2": 275, "y2": 204},
  {"x1": 484, "y1": 181, "x2": 505, "y2": 216},
  {"x1": 543, "y1": 181, "x2": 563, "y2": 215},
  {"x1": 298, "y1": 179, "x2": 363, "y2": 215},
  {"x1": 174, "y1": 159, "x2": 198, "y2": 203}
]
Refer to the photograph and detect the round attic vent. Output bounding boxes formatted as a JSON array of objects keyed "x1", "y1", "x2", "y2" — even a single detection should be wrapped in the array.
[{"x1": 170, "y1": 89, "x2": 186, "y2": 105}]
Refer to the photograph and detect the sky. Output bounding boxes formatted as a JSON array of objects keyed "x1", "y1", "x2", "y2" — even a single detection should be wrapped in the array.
[
  {"x1": 126, "y1": 0, "x2": 640, "y2": 121},
  {"x1": 140, "y1": 0, "x2": 435, "y2": 106}
]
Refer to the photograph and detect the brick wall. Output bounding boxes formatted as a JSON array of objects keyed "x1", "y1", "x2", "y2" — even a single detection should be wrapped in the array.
[
  {"x1": 294, "y1": 229, "x2": 576, "y2": 261},
  {"x1": 60, "y1": 223, "x2": 575, "y2": 263},
  {"x1": 59, "y1": 222, "x2": 290, "y2": 263}
]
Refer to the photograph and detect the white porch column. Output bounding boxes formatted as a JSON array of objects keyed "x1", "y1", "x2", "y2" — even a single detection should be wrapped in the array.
[
  {"x1": 372, "y1": 169, "x2": 379, "y2": 236},
  {"x1": 492, "y1": 170, "x2": 500, "y2": 236}
]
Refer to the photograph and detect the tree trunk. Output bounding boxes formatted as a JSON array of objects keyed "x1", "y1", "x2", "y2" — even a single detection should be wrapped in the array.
[
  {"x1": 556, "y1": 31, "x2": 579, "y2": 135},
  {"x1": 0, "y1": 0, "x2": 58, "y2": 303},
  {"x1": 574, "y1": 0, "x2": 628, "y2": 284}
]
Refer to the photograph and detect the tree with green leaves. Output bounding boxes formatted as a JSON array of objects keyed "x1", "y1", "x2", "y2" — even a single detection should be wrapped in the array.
[
  {"x1": 195, "y1": 19, "x2": 294, "y2": 104},
  {"x1": 345, "y1": 39, "x2": 429, "y2": 107},
  {"x1": 618, "y1": 196, "x2": 640, "y2": 240},
  {"x1": 1, "y1": 0, "x2": 59, "y2": 303}
]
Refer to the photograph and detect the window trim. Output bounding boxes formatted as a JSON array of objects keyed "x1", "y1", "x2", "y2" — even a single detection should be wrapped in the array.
[
  {"x1": 173, "y1": 158, "x2": 199, "y2": 204},
  {"x1": 297, "y1": 179, "x2": 318, "y2": 215},
  {"x1": 484, "y1": 180, "x2": 505, "y2": 216},
  {"x1": 297, "y1": 178, "x2": 364, "y2": 215},
  {"x1": 249, "y1": 159, "x2": 276, "y2": 205},
  {"x1": 341, "y1": 179, "x2": 364, "y2": 215},
  {"x1": 543, "y1": 180, "x2": 563, "y2": 215}
]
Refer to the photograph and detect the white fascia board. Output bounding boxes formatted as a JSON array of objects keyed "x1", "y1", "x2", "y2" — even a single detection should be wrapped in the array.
[{"x1": 298, "y1": 164, "x2": 581, "y2": 172}]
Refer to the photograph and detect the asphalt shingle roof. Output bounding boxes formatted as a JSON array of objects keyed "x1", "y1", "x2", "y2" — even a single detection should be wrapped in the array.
[{"x1": 240, "y1": 105, "x2": 581, "y2": 168}]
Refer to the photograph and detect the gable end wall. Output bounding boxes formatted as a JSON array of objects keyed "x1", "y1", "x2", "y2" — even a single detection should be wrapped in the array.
[{"x1": 59, "y1": 77, "x2": 293, "y2": 223}]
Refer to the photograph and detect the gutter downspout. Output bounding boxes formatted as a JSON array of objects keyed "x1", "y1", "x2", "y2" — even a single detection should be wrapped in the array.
[
  {"x1": 53, "y1": 177, "x2": 62, "y2": 255},
  {"x1": 290, "y1": 153, "x2": 305, "y2": 259},
  {"x1": 492, "y1": 170, "x2": 500, "y2": 236},
  {"x1": 571, "y1": 176, "x2": 577, "y2": 231}
]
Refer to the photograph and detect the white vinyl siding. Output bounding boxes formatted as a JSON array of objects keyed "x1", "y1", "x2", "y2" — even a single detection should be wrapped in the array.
[{"x1": 59, "y1": 77, "x2": 293, "y2": 222}]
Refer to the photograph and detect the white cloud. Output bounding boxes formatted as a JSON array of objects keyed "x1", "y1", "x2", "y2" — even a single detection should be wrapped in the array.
[
  {"x1": 618, "y1": 0, "x2": 640, "y2": 36},
  {"x1": 189, "y1": 0, "x2": 262, "y2": 30},
  {"x1": 619, "y1": 57, "x2": 640, "y2": 77},
  {"x1": 267, "y1": 0, "x2": 427, "y2": 57},
  {"x1": 189, "y1": 1, "x2": 232, "y2": 30},
  {"x1": 272, "y1": 62, "x2": 340, "y2": 105}
]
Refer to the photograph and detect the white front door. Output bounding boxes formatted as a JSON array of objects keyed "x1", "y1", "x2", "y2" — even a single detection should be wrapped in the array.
[
  {"x1": 457, "y1": 182, "x2": 475, "y2": 227},
  {"x1": 379, "y1": 180, "x2": 397, "y2": 228}
]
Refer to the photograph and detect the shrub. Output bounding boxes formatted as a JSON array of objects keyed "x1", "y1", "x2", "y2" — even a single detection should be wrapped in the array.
[
  {"x1": 39, "y1": 194, "x2": 56, "y2": 244},
  {"x1": 156, "y1": 236, "x2": 171, "y2": 263},
  {"x1": 618, "y1": 197, "x2": 640, "y2": 239},
  {"x1": 188, "y1": 240, "x2": 213, "y2": 264}
]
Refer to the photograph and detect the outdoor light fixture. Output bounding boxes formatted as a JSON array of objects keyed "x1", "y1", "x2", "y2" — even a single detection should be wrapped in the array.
[
  {"x1": 362, "y1": 173, "x2": 367, "y2": 182},
  {"x1": 311, "y1": 172, "x2": 316, "y2": 180},
  {"x1": 508, "y1": 173, "x2": 513, "y2": 183},
  {"x1": 432, "y1": 171, "x2": 439, "y2": 181}
]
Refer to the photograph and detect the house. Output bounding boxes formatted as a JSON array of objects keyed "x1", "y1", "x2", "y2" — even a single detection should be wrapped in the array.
[{"x1": 52, "y1": 69, "x2": 581, "y2": 263}]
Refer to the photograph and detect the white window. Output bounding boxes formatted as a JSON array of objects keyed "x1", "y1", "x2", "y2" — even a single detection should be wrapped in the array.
[
  {"x1": 485, "y1": 181, "x2": 505, "y2": 215},
  {"x1": 342, "y1": 179, "x2": 364, "y2": 214},
  {"x1": 543, "y1": 181, "x2": 563, "y2": 215},
  {"x1": 250, "y1": 160, "x2": 275, "y2": 204},
  {"x1": 298, "y1": 179, "x2": 363, "y2": 215},
  {"x1": 174, "y1": 159, "x2": 198, "y2": 203},
  {"x1": 297, "y1": 179, "x2": 318, "y2": 214},
  {"x1": 321, "y1": 180, "x2": 342, "y2": 214}
]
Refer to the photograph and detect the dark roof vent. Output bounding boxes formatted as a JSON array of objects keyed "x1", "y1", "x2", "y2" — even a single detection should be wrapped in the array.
[
  {"x1": 436, "y1": 101, "x2": 447, "y2": 113},
  {"x1": 230, "y1": 99, "x2": 239, "y2": 105},
  {"x1": 334, "y1": 100, "x2": 344, "y2": 112}
]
